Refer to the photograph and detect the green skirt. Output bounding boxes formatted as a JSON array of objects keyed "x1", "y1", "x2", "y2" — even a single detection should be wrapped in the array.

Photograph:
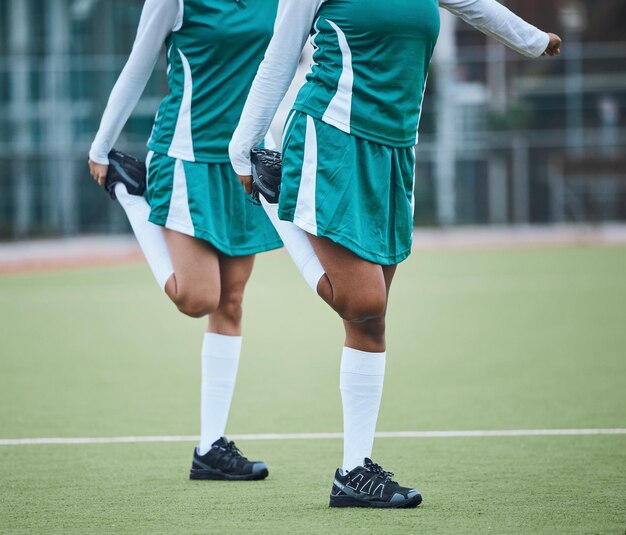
[
  {"x1": 279, "y1": 111, "x2": 416, "y2": 265},
  {"x1": 146, "y1": 151, "x2": 282, "y2": 257}
]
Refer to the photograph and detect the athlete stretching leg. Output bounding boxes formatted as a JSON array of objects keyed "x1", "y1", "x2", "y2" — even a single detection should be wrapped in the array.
[
  {"x1": 89, "y1": 0, "x2": 283, "y2": 480},
  {"x1": 231, "y1": 0, "x2": 560, "y2": 507}
]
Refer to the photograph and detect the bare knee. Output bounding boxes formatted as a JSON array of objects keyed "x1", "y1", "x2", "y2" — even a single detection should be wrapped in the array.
[
  {"x1": 333, "y1": 292, "x2": 386, "y2": 323},
  {"x1": 175, "y1": 290, "x2": 219, "y2": 318}
]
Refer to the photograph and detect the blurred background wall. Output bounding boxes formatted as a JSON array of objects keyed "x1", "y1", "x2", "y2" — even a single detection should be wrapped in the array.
[{"x1": 0, "y1": 0, "x2": 624, "y2": 239}]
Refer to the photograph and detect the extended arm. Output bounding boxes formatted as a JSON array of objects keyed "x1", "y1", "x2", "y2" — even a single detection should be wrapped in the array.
[
  {"x1": 439, "y1": 0, "x2": 551, "y2": 58},
  {"x1": 89, "y1": 0, "x2": 180, "y2": 166},
  {"x1": 229, "y1": 0, "x2": 324, "y2": 177}
]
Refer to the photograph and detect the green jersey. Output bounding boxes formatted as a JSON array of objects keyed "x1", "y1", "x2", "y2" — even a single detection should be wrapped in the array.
[
  {"x1": 149, "y1": 0, "x2": 279, "y2": 163},
  {"x1": 293, "y1": 0, "x2": 440, "y2": 147}
]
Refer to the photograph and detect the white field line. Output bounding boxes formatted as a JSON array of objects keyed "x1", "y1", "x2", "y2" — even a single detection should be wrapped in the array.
[{"x1": 1, "y1": 429, "x2": 625, "y2": 446}]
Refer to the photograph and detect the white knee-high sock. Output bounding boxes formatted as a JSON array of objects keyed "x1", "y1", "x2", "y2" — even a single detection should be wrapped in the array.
[
  {"x1": 260, "y1": 197, "x2": 325, "y2": 293},
  {"x1": 115, "y1": 184, "x2": 174, "y2": 290},
  {"x1": 340, "y1": 347, "x2": 386, "y2": 472},
  {"x1": 198, "y1": 333, "x2": 242, "y2": 455}
]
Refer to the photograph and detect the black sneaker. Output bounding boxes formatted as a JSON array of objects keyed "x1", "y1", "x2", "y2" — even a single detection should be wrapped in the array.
[
  {"x1": 189, "y1": 437, "x2": 269, "y2": 481},
  {"x1": 250, "y1": 148, "x2": 282, "y2": 204},
  {"x1": 329, "y1": 458, "x2": 422, "y2": 508},
  {"x1": 104, "y1": 149, "x2": 147, "y2": 201}
]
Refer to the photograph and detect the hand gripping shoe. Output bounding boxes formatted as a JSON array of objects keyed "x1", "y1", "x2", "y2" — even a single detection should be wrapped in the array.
[
  {"x1": 104, "y1": 149, "x2": 147, "y2": 201},
  {"x1": 250, "y1": 148, "x2": 282, "y2": 204}
]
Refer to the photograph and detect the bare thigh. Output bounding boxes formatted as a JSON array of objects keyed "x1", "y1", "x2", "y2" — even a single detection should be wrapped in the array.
[
  {"x1": 162, "y1": 228, "x2": 221, "y2": 318},
  {"x1": 208, "y1": 254, "x2": 256, "y2": 336}
]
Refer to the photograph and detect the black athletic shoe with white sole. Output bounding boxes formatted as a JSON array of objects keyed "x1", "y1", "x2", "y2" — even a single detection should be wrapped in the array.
[
  {"x1": 329, "y1": 458, "x2": 422, "y2": 508},
  {"x1": 104, "y1": 149, "x2": 147, "y2": 201},
  {"x1": 189, "y1": 437, "x2": 269, "y2": 481}
]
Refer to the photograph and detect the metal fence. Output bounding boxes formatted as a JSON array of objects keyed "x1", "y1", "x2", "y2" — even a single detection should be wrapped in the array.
[
  {"x1": 417, "y1": 11, "x2": 626, "y2": 226},
  {"x1": 0, "y1": 0, "x2": 625, "y2": 239}
]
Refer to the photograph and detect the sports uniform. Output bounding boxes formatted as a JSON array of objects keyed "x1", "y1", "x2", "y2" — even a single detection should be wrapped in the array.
[
  {"x1": 90, "y1": 0, "x2": 283, "y2": 480},
  {"x1": 230, "y1": 0, "x2": 548, "y2": 263},
  {"x1": 91, "y1": 0, "x2": 282, "y2": 257},
  {"x1": 230, "y1": 0, "x2": 552, "y2": 507}
]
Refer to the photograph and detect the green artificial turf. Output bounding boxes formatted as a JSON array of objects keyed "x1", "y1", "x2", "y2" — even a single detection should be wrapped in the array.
[
  {"x1": 1, "y1": 437, "x2": 624, "y2": 534},
  {"x1": 1, "y1": 246, "x2": 625, "y2": 533}
]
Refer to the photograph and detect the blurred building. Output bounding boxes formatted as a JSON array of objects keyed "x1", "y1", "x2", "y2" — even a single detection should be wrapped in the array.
[
  {"x1": 0, "y1": 0, "x2": 625, "y2": 239},
  {"x1": 419, "y1": 0, "x2": 626, "y2": 225},
  {"x1": 0, "y1": 0, "x2": 160, "y2": 238}
]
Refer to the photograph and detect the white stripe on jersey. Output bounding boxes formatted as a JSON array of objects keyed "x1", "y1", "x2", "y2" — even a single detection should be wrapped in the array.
[
  {"x1": 166, "y1": 44, "x2": 173, "y2": 76},
  {"x1": 168, "y1": 49, "x2": 195, "y2": 162},
  {"x1": 145, "y1": 151, "x2": 154, "y2": 189},
  {"x1": 166, "y1": 159, "x2": 194, "y2": 235},
  {"x1": 321, "y1": 20, "x2": 353, "y2": 133},
  {"x1": 294, "y1": 115, "x2": 319, "y2": 235},
  {"x1": 306, "y1": 19, "x2": 321, "y2": 79},
  {"x1": 410, "y1": 146, "x2": 417, "y2": 218},
  {"x1": 282, "y1": 109, "x2": 296, "y2": 138}
]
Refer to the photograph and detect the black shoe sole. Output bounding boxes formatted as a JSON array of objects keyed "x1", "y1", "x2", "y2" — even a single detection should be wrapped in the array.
[
  {"x1": 329, "y1": 494, "x2": 422, "y2": 509},
  {"x1": 189, "y1": 467, "x2": 268, "y2": 481}
]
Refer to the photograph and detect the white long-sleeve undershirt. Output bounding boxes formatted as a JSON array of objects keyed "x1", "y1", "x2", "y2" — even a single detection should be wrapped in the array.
[
  {"x1": 229, "y1": 0, "x2": 550, "y2": 176},
  {"x1": 89, "y1": 0, "x2": 181, "y2": 165}
]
